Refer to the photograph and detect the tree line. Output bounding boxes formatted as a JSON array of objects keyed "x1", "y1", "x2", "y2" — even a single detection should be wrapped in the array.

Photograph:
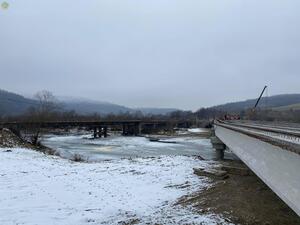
[{"x1": 1, "y1": 90, "x2": 299, "y2": 124}]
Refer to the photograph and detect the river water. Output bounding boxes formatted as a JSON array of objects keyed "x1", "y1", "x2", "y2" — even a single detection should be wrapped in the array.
[
  {"x1": 30, "y1": 130, "x2": 238, "y2": 224},
  {"x1": 41, "y1": 130, "x2": 235, "y2": 162}
]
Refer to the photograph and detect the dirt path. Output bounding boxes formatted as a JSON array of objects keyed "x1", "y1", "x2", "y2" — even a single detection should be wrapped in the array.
[{"x1": 178, "y1": 161, "x2": 300, "y2": 225}]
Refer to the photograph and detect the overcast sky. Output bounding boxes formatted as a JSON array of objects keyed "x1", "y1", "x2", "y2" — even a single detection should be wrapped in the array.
[{"x1": 1, "y1": 0, "x2": 300, "y2": 110}]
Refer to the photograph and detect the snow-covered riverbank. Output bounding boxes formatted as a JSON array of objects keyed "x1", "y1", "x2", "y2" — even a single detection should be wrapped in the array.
[{"x1": 0, "y1": 148, "x2": 231, "y2": 225}]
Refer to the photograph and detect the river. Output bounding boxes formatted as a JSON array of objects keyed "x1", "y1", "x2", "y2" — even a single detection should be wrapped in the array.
[{"x1": 41, "y1": 129, "x2": 236, "y2": 162}]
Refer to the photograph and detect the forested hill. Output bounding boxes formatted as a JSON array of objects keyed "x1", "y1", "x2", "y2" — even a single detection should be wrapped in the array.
[
  {"x1": 0, "y1": 89, "x2": 37, "y2": 116},
  {"x1": 211, "y1": 94, "x2": 300, "y2": 112},
  {"x1": 2, "y1": 89, "x2": 300, "y2": 117},
  {"x1": 0, "y1": 89, "x2": 177, "y2": 116},
  {"x1": 0, "y1": 89, "x2": 135, "y2": 116}
]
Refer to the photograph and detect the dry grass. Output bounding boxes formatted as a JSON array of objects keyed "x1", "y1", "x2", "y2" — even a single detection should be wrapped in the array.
[{"x1": 72, "y1": 153, "x2": 86, "y2": 162}]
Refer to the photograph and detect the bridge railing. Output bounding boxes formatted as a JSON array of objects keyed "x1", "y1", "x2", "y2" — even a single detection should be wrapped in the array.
[{"x1": 214, "y1": 120, "x2": 300, "y2": 155}]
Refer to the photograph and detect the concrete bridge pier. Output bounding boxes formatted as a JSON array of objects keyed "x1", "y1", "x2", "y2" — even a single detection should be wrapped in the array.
[{"x1": 210, "y1": 128, "x2": 226, "y2": 160}]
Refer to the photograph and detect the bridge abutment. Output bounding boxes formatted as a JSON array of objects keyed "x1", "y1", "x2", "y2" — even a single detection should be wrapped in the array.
[{"x1": 210, "y1": 128, "x2": 226, "y2": 160}]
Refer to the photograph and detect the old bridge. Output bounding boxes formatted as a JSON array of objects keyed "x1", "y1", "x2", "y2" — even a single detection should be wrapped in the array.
[{"x1": 0, "y1": 120, "x2": 192, "y2": 138}]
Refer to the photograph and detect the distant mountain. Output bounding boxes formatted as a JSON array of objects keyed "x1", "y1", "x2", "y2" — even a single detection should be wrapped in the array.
[
  {"x1": 0, "y1": 89, "x2": 37, "y2": 116},
  {"x1": 135, "y1": 107, "x2": 178, "y2": 115},
  {"x1": 0, "y1": 89, "x2": 176, "y2": 116},
  {"x1": 0, "y1": 90, "x2": 133, "y2": 116},
  {"x1": 3, "y1": 89, "x2": 299, "y2": 117},
  {"x1": 211, "y1": 94, "x2": 300, "y2": 112}
]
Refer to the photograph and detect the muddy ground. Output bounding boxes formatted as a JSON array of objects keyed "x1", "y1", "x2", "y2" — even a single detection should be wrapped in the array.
[{"x1": 178, "y1": 160, "x2": 300, "y2": 225}]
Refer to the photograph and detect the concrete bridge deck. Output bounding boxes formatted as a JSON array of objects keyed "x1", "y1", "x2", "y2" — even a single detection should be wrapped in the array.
[{"x1": 214, "y1": 120, "x2": 300, "y2": 216}]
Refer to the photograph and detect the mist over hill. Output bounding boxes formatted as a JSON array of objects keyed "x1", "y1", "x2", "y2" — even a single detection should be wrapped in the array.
[
  {"x1": 135, "y1": 108, "x2": 179, "y2": 115},
  {"x1": 64, "y1": 101, "x2": 132, "y2": 115}
]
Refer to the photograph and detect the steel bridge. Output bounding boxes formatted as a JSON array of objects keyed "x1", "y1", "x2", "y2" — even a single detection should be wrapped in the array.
[{"x1": 0, "y1": 120, "x2": 192, "y2": 137}]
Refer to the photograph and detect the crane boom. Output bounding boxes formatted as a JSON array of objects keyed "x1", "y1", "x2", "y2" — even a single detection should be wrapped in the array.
[{"x1": 254, "y1": 85, "x2": 267, "y2": 109}]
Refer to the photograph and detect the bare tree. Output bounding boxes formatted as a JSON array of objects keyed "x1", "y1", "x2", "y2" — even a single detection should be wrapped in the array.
[
  {"x1": 27, "y1": 90, "x2": 60, "y2": 145},
  {"x1": 34, "y1": 90, "x2": 60, "y2": 121}
]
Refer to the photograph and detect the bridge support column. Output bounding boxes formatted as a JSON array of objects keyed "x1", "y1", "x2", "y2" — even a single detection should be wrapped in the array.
[
  {"x1": 94, "y1": 127, "x2": 107, "y2": 138},
  {"x1": 138, "y1": 123, "x2": 142, "y2": 135},
  {"x1": 210, "y1": 128, "x2": 226, "y2": 160},
  {"x1": 93, "y1": 127, "x2": 97, "y2": 138},
  {"x1": 103, "y1": 126, "x2": 107, "y2": 138},
  {"x1": 99, "y1": 126, "x2": 103, "y2": 138},
  {"x1": 122, "y1": 124, "x2": 127, "y2": 136},
  {"x1": 215, "y1": 147, "x2": 225, "y2": 160},
  {"x1": 133, "y1": 123, "x2": 141, "y2": 136},
  {"x1": 128, "y1": 125, "x2": 135, "y2": 136}
]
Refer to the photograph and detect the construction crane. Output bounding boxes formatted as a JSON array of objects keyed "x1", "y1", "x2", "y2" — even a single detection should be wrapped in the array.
[{"x1": 254, "y1": 85, "x2": 268, "y2": 109}]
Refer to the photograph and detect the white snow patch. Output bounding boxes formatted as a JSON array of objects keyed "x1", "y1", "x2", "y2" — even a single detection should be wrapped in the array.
[
  {"x1": 0, "y1": 148, "x2": 231, "y2": 225},
  {"x1": 188, "y1": 128, "x2": 210, "y2": 133}
]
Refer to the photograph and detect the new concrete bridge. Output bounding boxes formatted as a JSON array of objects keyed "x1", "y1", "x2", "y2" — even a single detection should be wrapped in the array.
[{"x1": 213, "y1": 120, "x2": 300, "y2": 216}]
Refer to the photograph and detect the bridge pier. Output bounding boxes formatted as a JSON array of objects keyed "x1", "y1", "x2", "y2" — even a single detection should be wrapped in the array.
[
  {"x1": 138, "y1": 123, "x2": 142, "y2": 135},
  {"x1": 93, "y1": 127, "x2": 97, "y2": 138},
  {"x1": 103, "y1": 126, "x2": 107, "y2": 138},
  {"x1": 210, "y1": 128, "x2": 226, "y2": 160},
  {"x1": 99, "y1": 126, "x2": 103, "y2": 138},
  {"x1": 122, "y1": 124, "x2": 127, "y2": 136},
  {"x1": 122, "y1": 123, "x2": 141, "y2": 136},
  {"x1": 93, "y1": 126, "x2": 108, "y2": 138}
]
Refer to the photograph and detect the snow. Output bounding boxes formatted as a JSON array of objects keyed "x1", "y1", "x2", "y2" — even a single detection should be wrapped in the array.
[
  {"x1": 188, "y1": 128, "x2": 210, "y2": 133},
  {"x1": 0, "y1": 148, "x2": 231, "y2": 225}
]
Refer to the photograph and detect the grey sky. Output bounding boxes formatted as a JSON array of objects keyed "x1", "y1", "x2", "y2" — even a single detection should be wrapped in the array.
[{"x1": 1, "y1": 0, "x2": 300, "y2": 110}]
